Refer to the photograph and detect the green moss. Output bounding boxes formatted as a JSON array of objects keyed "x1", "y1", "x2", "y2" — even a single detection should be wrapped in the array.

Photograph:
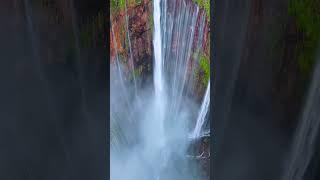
[
  {"x1": 193, "y1": 51, "x2": 210, "y2": 86},
  {"x1": 111, "y1": 0, "x2": 143, "y2": 13},
  {"x1": 199, "y1": 55, "x2": 210, "y2": 86},
  {"x1": 149, "y1": 12, "x2": 154, "y2": 32},
  {"x1": 111, "y1": 0, "x2": 126, "y2": 12},
  {"x1": 194, "y1": 54, "x2": 210, "y2": 87},
  {"x1": 110, "y1": 0, "x2": 118, "y2": 13},
  {"x1": 289, "y1": 0, "x2": 320, "y2": 77},
  {"x1": 192, "y1": 0, "x2": 210, "y2": 18},
  {"x1": 119, "y1": 0, "x2": 126, "y2": 9}
]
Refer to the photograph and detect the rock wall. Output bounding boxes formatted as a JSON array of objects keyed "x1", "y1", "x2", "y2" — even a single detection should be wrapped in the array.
[
  {"x1": 110, "y1": 0, "x2": 210, "y2": 95},
  {"x1": 110, "y1": 0, "x2": 153, "y2": 83}
]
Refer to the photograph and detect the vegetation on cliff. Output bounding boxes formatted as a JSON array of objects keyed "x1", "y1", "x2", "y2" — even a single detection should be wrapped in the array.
[
  {"x1": 111, "y1": 0, "x2": 126, "y2": 12},
  {"x1": 199, "y1": 55, "x2": 210, "y2": 86},
  {"x1": 289, "y1": 0, "x2": 320, "y2": 77},
  {"x1": 194, "y1": 53, "x2": 209, "y2": 87},
  {"x1": 192, "y1": 0, "x2": 210, "y2": 18},
  {"x1": 111, "y1": 0, "x2": 142, "y2": 13},
  {"x1": 110, "y1": 0, "x2": 210, "y2": 97}
]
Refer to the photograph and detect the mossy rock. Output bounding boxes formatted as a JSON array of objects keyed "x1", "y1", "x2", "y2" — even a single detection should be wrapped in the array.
[
  {"x1": 194, "y1": 53, "x2": 210, "y2": 89},
  {"x1": 111, "y1": 0, "x2": 126, "y2": 12},
  {"x1": 199, "y1": 54, "x2": 210, "y2": 86}
]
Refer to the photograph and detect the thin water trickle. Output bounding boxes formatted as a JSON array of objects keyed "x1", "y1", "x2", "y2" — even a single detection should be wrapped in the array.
[
  {"x1": 124, "y1": 0, "x2": 138, "y2": 95},
  {"x1": 111, "y1": 25, "x2": 132, "y2": 118},
  {"x1": 191, "y1": 81, "x2": 210, "y2": 139},
  {"x1": 150, "y1": 0, "x2": 167, "y2": 151},
  {"x1": 153, "y1": 0, "x2": 165, "y2": 98}
]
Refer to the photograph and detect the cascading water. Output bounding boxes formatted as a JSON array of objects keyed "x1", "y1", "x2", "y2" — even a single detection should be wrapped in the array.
[
  {"x1": 153, "y1": 0, "x2": 165, "y2": 96},
  {"x1": 191, "y1": 80, "x2": 210, "y2": 139},
  {"x1": 152, "y1": 0, "x2": 166, "y2": 150},
  {"x1": 110, "y1": 0, "x2": 210, "y2": 179}
]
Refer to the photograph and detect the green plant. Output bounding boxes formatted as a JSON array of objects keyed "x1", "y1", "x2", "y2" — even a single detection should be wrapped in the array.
[
  {"x1": 289, "y1": 0, "x2": 320, "y2": 77},
  {"x1": 199, "y1": 55, "x2": 210, "y2": 86},
  {"x1": 149, "y1": 12, "x2": 154, "y2": 32},
  {"x1": 119, "y1": 0, "x2": 126, "y2": 9},
  {"x1": 194, "y1": 53, "x2": 210, "y2": 87},
  {"x1": 111, "y1": 0, "x2": 126, "y2": 12},
  {"x1": 111, "y1": 0, "x2": 118, "y2": 12}
]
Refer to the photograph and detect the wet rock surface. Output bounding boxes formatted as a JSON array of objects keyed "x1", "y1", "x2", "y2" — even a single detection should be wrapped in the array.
[{"x1": 110, "y1": 0, "x2": 152, "y2": 73}]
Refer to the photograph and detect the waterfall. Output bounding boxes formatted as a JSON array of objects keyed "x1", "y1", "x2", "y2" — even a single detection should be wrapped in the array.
[
  {"x1": 110, "y1": 0, "x2": 209, "y2": 179},
  {"x1": 140, "y1": 0, "x2": 167, "y2": 157},
  {"x1": 153, "y1": 0, "x2": 165, "y2": 98},
  {"x1": 190, "y1": 81, "x2": 210, "y2": 139}
]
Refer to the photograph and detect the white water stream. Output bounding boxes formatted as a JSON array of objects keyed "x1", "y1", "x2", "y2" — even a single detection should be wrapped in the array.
[{"x1": 191, "y1": 80, "x2": 210, "y2": 139}]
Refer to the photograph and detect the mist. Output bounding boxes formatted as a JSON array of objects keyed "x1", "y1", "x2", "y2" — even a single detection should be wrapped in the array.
[{"x1": 110, "y1": 61, "x2": 206, "y2": 180}]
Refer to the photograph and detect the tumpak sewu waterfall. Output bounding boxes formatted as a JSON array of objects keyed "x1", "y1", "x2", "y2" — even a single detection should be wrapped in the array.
[{"x1": 111, "y1": 0, "x2": 210, "y2": 179}]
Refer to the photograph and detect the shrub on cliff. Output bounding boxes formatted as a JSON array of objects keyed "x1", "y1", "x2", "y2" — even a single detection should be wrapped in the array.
[{"x1": 289, "y1": 0, "x2": 320, "y2": 77}]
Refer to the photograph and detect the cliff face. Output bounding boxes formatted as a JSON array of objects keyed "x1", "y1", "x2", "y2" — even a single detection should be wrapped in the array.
[
  {"x1": 110, "y1": 0, "x2": 153, "y2": 82},
  {"x1": 110, "y1": 0, "x2": 210, "y2": 95}
]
